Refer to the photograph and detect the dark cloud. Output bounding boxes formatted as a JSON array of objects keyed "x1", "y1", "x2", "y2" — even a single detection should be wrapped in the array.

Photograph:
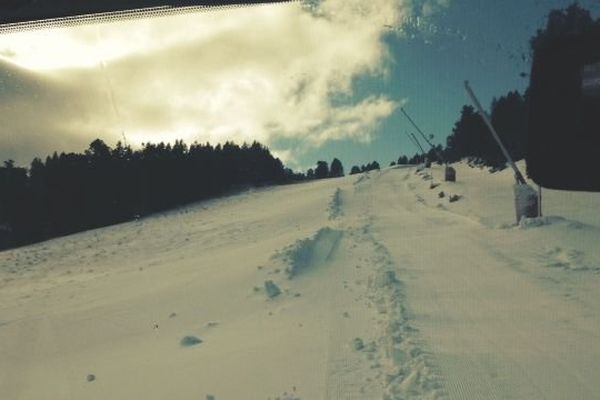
[{"x1": 0, "y1": 60, "x2": 114, "y2": 165}]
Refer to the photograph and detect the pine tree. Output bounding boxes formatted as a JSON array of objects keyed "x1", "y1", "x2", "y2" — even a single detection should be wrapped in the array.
[
  {"x1": 329, "y1": 158, "x2": 344, "y2": 177},
  {"x1": 314, "y1": 161, "x2": 329, "y2": 179}
]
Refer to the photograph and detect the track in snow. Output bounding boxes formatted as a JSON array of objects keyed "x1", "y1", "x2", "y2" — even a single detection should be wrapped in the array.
[{"x1": 366, "y1": 167, "x2": 600, "y2": 400}]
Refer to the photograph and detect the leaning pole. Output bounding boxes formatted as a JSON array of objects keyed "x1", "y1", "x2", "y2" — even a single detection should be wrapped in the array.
[
  {"x1": 464, "y1": 81, "x2": 539, "y2": 223},
  {"x1": 404, "y1": 131, "x2": 425, "y2": 154},
  {"x1": 400, "y1": 107, "x2": 456, "y2": 182},
  {"x1": 403, "y1": 131, "x2": 428, "y2": 169}
]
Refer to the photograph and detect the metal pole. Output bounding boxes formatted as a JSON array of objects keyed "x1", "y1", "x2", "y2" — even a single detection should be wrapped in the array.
[
  {"x1": 464, "y1": 81, "x2": 527, "y2": 185},
  {"x1": 401, "y1": 107, "x2": 434, "y2": 148},
  {"x1": 400, "y1": 107, "x2": 446, "y2": 163},
  {"x1": 410, "y1": 133, "x2": 426, "y2": 155},
  {"x1": 410, "y1": 133, "x2": 429, "y2": 166},
  {"x1": 403, "y1": 131, "x2": 421, "y2": 152}
]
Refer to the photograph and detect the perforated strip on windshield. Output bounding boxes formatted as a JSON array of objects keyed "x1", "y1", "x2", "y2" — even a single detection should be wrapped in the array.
[{"x1": 0, "y1": 1, "x2": 296, "y2": 34}]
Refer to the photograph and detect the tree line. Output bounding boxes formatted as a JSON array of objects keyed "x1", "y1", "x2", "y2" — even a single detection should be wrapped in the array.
[{"x1": 0, "y1": 139, "x2": 289, "y2": 249}]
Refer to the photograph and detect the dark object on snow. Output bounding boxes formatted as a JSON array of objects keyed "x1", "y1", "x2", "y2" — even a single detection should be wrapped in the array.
[
  {"x1": 352, "y1": 337, "x2": 365, "y2": 351},
  {"x1": 86, "y1": 374, "x2": 96, "y2": 382},
  {"x1": 438, "y1": 191, "x2": 446, "y2": 198},
  {"x1": 430, "y1": 182, "x2": 440, "y2": 190},
  {"x1": 449, "y1": 194, "x2": 461, "y2": 203},
  {"x1": 445, "y1": 166, "x2": 456, "y2": 182},
  {"x1": 264, "y1": 280, "x2": 281, "y2": 299},
  {"x1": 180, "y1": 336, "x2": 203, "y2": 347},
  {"x1": 528, "y1": 25, "x2": 600, "y2": 191}
]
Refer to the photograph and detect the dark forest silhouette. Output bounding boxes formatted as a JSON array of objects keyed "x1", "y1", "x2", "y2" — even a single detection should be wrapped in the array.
[
  {"x1": 527, "y1": 4, "x2": 600, "y2": 190},
  {"x1": 0, "y1": 140, "x2": 289, "y2": 249},
  {"x1": 349, "y1": 161, "x2": 381, "y2": 175},
  {"x1": 444, "y1": 91, "x2": 528, "y2": 168}
]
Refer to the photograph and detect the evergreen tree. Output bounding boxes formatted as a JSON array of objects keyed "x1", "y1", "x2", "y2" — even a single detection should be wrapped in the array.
[
  {"x1": 329, "y1": 158, "x2": 344, "y2": 177},
  {"x1": 530, "y1": 4, "x2": 596, "y2": 52},
  {"x1": 314, "y1": 161, "x2": 329, "y2": 179}
]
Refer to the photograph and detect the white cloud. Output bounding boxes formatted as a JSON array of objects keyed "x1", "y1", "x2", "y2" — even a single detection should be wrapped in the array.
[{"x1": 0, "y1": 0, "x2": 423, "y2": 165}]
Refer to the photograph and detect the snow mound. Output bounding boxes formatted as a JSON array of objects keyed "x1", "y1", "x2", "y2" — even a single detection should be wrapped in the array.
[
  {"x1": 518, "y1": 215, "x2": 596, "y2": 230},
  {"x1": 518, "y1": 216, "x2": 558, "y2": 228},
  {"x1": 180, "y1": 336, "x2": 203, "y2": 347},
  {"x1": 541, "y1": 246, "x2": 596, "y2": 272},
  {"x1": 353, "y1": 173, "x2": 370, "y2": 186},
  {"x1": 277, "y1": 227, "x2": 343, "y2": 279}
]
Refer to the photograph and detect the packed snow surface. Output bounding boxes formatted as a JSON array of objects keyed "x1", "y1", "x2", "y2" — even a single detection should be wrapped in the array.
[{"x1": 1, "y1": 162, "x2": 599, "y2": 399}]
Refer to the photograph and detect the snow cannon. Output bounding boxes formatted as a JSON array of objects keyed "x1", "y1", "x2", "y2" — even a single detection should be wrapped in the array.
[
  {"x1": 465, "y1": 81, "x2": 541, "y2": 222},
  {"x1": 514, "y1": 184, "x2": 540, "y2": 224}
]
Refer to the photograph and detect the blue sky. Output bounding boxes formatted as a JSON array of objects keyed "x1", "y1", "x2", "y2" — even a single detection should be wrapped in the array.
[
  {"x1": 1, "y1": 0, "x2": 599, "y2": 170},
  {"x1": 299, "y1": 0, "x2": 600, "y2": 170}
]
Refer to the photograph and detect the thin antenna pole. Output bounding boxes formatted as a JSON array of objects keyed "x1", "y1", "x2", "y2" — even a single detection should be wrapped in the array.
[
  {"x1": 404, "y1": 131, "x2": 421, "y2": 152},
  {"x1": 410, "y1": 133, "x2": 427, "y2": 155},
  {"x1": 401, "y1": 107, "x2": 434, "y2": 148},
  {"x1": 400, "y1": 107, "x2": 445, "y2": 163},
  {"x1": 464, "y1": 81, "x2": 527, "y2": 185}
]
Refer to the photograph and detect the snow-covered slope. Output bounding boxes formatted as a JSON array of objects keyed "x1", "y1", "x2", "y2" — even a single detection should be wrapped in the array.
[{"x1": 1, "y1": 163, "x2": 599, "y2": 399}]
